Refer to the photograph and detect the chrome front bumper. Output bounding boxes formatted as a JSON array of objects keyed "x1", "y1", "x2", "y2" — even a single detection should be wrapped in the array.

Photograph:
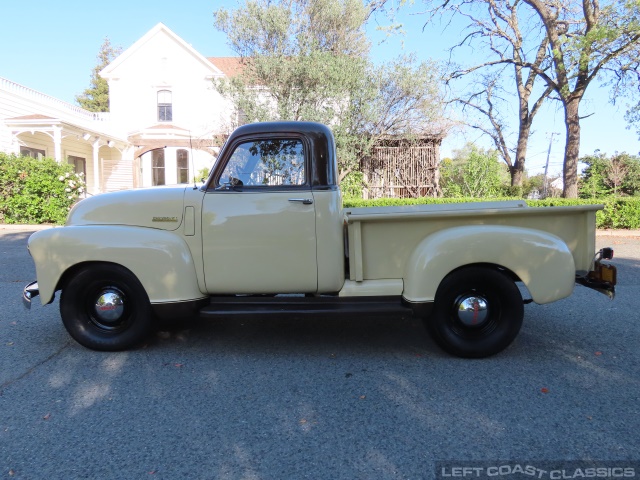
[{"x1": 22, "y1": 281, "x2": 40, "y2": 309}]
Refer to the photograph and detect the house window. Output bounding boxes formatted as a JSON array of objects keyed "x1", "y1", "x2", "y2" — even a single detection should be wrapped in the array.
[
  {"x1": 68, "y1": 155, "x2": 86, "y2": 176},
  {"x1": 177, "y1": 149, "x2": 189, "y2": 184},
  {"x1": 152, "y1": 150, "x2": 165, "y2": 186},
  {"x1": 157, "y1": 90, "x2": 172, "y2": 122},
  {"x1": 20, "y1": 147, "x2": 45, "y2": 159}
]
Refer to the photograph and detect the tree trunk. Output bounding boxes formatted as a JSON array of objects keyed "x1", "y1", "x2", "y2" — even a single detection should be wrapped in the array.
[
  {"x1": 511, "y1": 123, "x2": 529, "y2": 187},
  {"x1": 511, "y1": 160, "x2": 525, "y2": 187},
  {"x1": 563, "y1": 98, "x2": 581, "y2": 198}
]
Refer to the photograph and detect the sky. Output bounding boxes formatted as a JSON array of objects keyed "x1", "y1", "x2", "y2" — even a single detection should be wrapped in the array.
[{"x1": 1, "y1": 0, "x2": 638, "y2": 177}]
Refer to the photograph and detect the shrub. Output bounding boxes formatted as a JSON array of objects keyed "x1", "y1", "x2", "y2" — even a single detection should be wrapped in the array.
[
  {"x1": 195, "y1": 167, "x2": 210, "y2": 183},
  {"x1": 340, "y1": 171, "x2": 365, "y2": 199},
  {"x1": 0, "y1": 153, "x2": 85, "y2": 224},
  {"x1": 439, "y1": 144, "x2": 510, "y2": 198}
]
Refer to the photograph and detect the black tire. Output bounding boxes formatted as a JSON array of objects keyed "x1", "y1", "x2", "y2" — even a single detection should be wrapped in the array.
[
  {"x1": 426, "y1": 266, "x2": 524, "y2": 358},
  {"x1": 60, "y1": 264, "x2": 153, "y2": 351}
]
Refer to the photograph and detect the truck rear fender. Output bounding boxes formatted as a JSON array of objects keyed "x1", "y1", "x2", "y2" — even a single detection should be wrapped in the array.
[
  {"x1": 28, "y1": 226, "x2": 206, "y2": 305},
  {"x1": 402, "y1": 225, "x2": 576, "y2": 305}
]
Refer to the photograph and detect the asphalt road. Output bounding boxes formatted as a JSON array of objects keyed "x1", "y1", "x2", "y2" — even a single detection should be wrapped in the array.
[{"x1": 1, "y1": 226, "x2": 639, "y2": 479}]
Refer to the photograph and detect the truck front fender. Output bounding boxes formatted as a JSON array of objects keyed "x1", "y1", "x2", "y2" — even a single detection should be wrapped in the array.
[
  {"x1": 28, "y1": 226, "x2": 206, "y2": 305},
  {"x1": 402, "y1": 225, "x2": 576, "y2": 305}
]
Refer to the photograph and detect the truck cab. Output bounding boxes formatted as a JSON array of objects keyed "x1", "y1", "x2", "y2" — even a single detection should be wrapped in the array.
[{"x1": 198, "y1": 121, "x2": 344, "y2": 294}]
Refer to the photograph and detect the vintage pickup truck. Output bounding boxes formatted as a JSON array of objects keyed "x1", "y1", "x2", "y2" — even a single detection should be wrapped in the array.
[{"x1": 23, "y1": 121, "x2": 616, "y2": 357}]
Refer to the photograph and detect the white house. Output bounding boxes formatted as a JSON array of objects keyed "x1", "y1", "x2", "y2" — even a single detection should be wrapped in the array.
[{"x1": 0, "y1": 23, "x2": 242, "y2": 195}]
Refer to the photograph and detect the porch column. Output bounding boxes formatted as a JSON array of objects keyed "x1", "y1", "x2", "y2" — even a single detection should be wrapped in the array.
[
  {"x1": 53, "y1": 126, "x2": 62, "y2": 162},
  {"x1": 92, "y1": 139, "x2": 101, "y2": 194},
  {"x1": 9, "y1": 132, "x2": 21, "y2": 155},
  {"x1": 122, "y1": 146, "x2": 137, "y2": 188}
]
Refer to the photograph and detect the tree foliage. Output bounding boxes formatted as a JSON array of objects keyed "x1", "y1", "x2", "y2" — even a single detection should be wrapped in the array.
[
  {"x1": 76, "y1": 37, "x2": 122, "y2": 112},
  {"x1": 611, "y1": 39, "x2": 640, "y2": 138},
  {"x1": 213, "y1": 0, "x2": 446, "y2": 181},
  {"x1": 439, "y1": 143, "x2": 510, "y2": 197},
  {"x1": 579, "y1": 151, "x2": 640, "y2": 197}
]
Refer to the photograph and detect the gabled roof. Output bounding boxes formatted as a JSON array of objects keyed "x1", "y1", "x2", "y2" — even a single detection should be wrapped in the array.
[
  {"x1": 100, "y1": 23, "x2": 225, "y2": 79},
  {"x1": 208, "y1": 57, "x2": 247, "y2": 78}
]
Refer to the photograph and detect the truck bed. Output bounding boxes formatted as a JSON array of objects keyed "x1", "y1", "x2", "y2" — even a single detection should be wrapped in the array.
[{"x1": 344, "y1": 201, "x2": 600, "y2": 282}]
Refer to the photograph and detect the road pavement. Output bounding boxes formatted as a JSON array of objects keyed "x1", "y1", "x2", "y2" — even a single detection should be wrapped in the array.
[{"x1": 1, "y1": 226, "x2": 639, "y2": 479}]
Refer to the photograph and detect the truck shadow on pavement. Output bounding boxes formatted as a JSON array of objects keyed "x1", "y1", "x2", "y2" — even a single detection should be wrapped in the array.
[{"x1": 149, "y1": 313, "x2": 441, "y2": 357}]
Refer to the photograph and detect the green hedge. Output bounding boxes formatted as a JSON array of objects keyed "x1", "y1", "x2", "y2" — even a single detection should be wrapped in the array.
[
  {"x1": 0, "y1": 153, "x2": 85, "y2": 225},
  {"x1": 343, "y1": 196, "x2": 640, "y2": 229}
]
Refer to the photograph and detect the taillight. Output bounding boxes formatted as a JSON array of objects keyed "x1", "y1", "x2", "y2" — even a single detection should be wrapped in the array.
[{"x1": 600, "y1": 247, "x2": 614, "y2": 260}]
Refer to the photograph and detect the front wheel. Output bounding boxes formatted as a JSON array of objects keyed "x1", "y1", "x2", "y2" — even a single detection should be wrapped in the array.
[
  {"x1": 426, "y1": 267, "x2": 524, "y2": 358},
  {"x1": 60, "y1": 264, "x2": 153, "y2": 351}
]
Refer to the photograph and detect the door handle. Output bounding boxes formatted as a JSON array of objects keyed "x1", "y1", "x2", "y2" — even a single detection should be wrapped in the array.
[{"x1": 288, "y1": 198, "x2": 313, "y2": 205}]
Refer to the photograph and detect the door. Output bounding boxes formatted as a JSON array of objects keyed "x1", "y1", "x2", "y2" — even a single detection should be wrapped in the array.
[{"x1": 202, "y1": 136, "x2": 318, "y2": 294}]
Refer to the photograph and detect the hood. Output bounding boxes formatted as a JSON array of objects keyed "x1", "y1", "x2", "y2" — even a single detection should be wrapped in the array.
[{"x1": 66, "y1": 186, "x2": 187, "y2": 231}]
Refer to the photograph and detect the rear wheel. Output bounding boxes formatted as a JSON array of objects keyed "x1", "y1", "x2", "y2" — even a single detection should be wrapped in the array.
[
  {"x1": 60, "y1": 264, "x2": 153, "y2": 351},
  {"x1": 426, "y1": 267, "x2": 524, "y2": 358}
]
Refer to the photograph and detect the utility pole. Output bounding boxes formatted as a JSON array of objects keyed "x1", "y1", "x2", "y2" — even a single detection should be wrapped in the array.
[{"x1": 543, "y1": 132, "x2": 559, "y2": 198}]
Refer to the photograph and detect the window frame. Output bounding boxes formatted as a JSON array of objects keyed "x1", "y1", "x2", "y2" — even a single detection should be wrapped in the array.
[
  {"x1": 208, "y1": 134, "x2": 311, "y2": 192},
  {"x1": 67, "y1": 155, "x2": 86, "y2": 176},
  {"x1": 176, "y1": 149, "x2": 189, "y2": 184},
  {"x1": 157, "y1": 90, "x2": 173, "y2": 122},
  {"x1": 152, "y1": 149, "x2": 166, "y2": 186},
  {"x1": 20, "y1": 146, "x2": 46, "y2": 159}
]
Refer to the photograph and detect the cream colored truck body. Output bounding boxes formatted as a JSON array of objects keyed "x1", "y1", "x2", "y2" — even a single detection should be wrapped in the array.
[
  {"x1": 23, "y1": 121, "x2": 615, "y2": 356},
  {"x1": 344, "y1": 201, "x2": 598, "y2": 305}
]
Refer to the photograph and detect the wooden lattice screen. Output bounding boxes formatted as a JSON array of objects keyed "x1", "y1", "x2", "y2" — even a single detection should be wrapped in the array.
[{"x1": 361, "y1": 137, "x2": 442, "y2": 199}]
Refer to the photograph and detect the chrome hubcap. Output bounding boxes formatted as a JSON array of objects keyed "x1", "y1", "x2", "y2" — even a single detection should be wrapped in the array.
[
  {"x1": 455, "y1": 295, "x2": 489, "y2": 327},
  {"x1": 93, "y1": 288, "x2": 125, "y2": 323}
]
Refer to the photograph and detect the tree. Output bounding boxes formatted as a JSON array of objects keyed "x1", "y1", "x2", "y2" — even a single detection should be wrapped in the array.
[
  {"x1": 213, "y1": 0, "x2": 446, "y2": 181},
  {"x1": 76, "y1": 37, "x2": 122, "y2": 112},
  {"x1": 523, "y1": 172, "x2": 546, "y2": 196},
  {"x1": 579, "y1": 150, "x2": 640, "y2": 197},
  {"x1": 357, "y1": 55, "x2": 447, "y2": 196},
  {"x1": 612, "y1": 42, "x2": 640, "y2": 138},
  {"x1": 439, "y1": 143, "x2": 510, "y2": 197},
  {"x1": 521, "y1": 0, "x2": 640, "y2": 198},
  {"x1": 435, "y1": 0, "x2": 554, "y2": 189},
  {"x1": 422, "y1": 0, "x2": 640, "y2": 197}
]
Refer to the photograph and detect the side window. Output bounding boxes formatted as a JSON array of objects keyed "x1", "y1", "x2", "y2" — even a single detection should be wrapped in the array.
[{"x1": 219, "y1": 138, "x2": 305, "y2": 187}]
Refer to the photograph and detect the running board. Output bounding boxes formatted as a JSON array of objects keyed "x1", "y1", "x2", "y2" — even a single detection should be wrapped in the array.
[{"x1": 199, "y1": 295, "x2": 414, "y2": 319}]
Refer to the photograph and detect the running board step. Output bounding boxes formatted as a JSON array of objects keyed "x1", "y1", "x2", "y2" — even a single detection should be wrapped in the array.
[{"x1": 199, "y1": 295, "x2": 414, "y2": 318}]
